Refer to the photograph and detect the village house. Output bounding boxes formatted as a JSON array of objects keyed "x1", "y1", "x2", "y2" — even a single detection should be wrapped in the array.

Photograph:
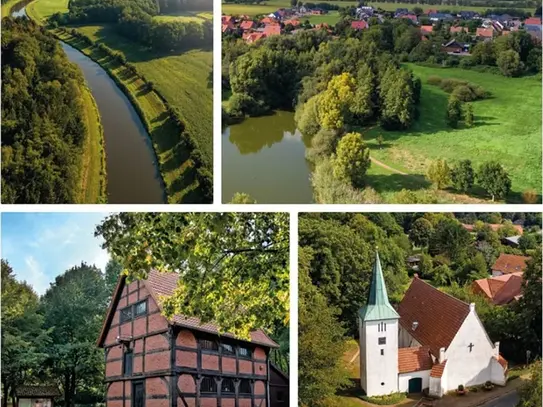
[
  {"x1": 243, "y1": 32, "x2": 266, "y2": 44},
  {"x1": 491, "y1": 253, "x2": 531, "y2": 276},
  {"x1": 428, "y1": 12, "x2": 454, "y2": 22},
  {"x1": 15, "y1": 386, "x2": 61, "y2": 407},
  {"x1": 359, "y1": 252, "x2": 508, "y2": 398},
  {"x1": 401, "y1": 14, "x2": 418, "y2": 23},
  {"x1": 476, "y1": 26, "x2": 495, "y2": 40},
  {"x1": 98, "y1": 270, "x2": 288, "y2": 407},
  {"x1": 263, "y1": 25, "x2": 281, "y2": 36},
  {"x1": 450, "y1": 25, "x2": 468, "y2": 34},
  {"x1": 240, "y1": 20, "x2": 256, "y2": 31},
  {"x1": 420, "y1": 25, "x2": 433, "y2": 34},
  {"x1": 472, "y1": 273, "x2": 524, "y2": 305},
  {"x1": 442, "y1": 39, "x2": 469, "y2": 54},
  {"x1": 351, "y1": 20, "x2": 369, "y2": 30}
]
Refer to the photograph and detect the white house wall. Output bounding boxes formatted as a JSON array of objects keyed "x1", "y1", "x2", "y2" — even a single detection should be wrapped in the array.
[
  {"x1": 444, "y1": 309, "x2": 499, "y2": 391},
  {"x1": 360, "y1": 319, "x2": 399, "y2": 396},
  {"x1": 398, "y1": 370, "x2": 431, "y2": 393},
  {"x1": 398, "y1": 325, "x2": 422, "y2": 348},
  {"x1": 490, "y1": 357, "x2": 507, "y2": 385}
]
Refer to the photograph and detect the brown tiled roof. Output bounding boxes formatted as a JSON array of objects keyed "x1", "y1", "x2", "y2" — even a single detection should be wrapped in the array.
[
  {"x1": 525, "y1": 17, "x2": 542, "y2": 25},
  {"x1": 476, "y1": 27, "x2": 494, "y2": 38},
  {"x1": 97, "y1": 271, "x2": 279, "y2": 348},
  {"x1": 398, "y1": 278, "x2": 470, "y2": 357},
  {"x1": 472, "y1": 273, "x2": 524, "y2": 305},
  {"x1": 240, "y1": 20, "x2": 255, "y2": 30},
  {"x1": 398, "y1": 346, "x2": 433, "y2": 373},
  {"x1": 263, "y1": 25, "x2": 281, "y2": 36},
  {"x1": 421, "y1": 25, "x2": 433, "y2": 33},
  {"x1": 16, "y1": 386, "x2": 60, "y2": 398},
  {"x1": 430, "y1": 360, "x2": 446, "y2": 378},
  {"x1": 496, "y1": 354, "x2": 508, "y2": 370},
  {"x1": 491, "y1": 254, "x2": 530, "y2": 274}
]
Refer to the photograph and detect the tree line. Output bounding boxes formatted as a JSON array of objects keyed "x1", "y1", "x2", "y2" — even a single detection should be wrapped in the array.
[
  {"x1": 298, "y1": 212, "x2": 542, "y2": 406},
  {"x1": 1, "y1": 19, "x2": 90, "y2": 203}
]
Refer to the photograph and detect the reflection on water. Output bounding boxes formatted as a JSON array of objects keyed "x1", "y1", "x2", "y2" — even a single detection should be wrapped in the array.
[{"x1": 222, "y1": 111, "x2": 314, "y2": 204}]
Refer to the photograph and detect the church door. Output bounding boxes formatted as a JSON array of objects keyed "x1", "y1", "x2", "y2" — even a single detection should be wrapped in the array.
[{"x1": 408, "y1": 378, "x2": 422, "y2": 393}]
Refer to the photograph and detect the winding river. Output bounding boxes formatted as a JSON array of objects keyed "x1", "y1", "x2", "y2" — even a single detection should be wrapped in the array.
[
  {"x1": 10, "y1": 3, "x2": 165, "y2": 203},
  {"x1": 222, "y1": 111, "x2": 314, "y2": 204}
]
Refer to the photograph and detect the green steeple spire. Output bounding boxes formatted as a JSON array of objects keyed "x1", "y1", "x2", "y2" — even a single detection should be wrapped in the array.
[{"x1": 359, "y1": 250, "x2": 400, "y2": 322}]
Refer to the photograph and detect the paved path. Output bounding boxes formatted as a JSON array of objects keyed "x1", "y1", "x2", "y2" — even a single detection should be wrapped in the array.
[
  {"x1": 479, "y1": 391, "x2": 519, "y2": 407},
  {"x1": 370, "y1": 156, "x2": 408, "y2": 175}
]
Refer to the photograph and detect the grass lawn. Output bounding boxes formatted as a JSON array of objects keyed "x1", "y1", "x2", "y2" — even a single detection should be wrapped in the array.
[
  {"x1": 73, "y1": 24, "x2": 213, "y2": 189},
  {"x1": 154, "y1": 10, "x2": 212, "y2": 23},
  {"x1": 364, "y1": 65, "x2": 542, "y2": 203},
  {"x1": 25, "y1": 0, "x2": 68, "y2": 24},
  {"x1": 78, "y1": 85, "x2": 106, "y2": 203},
  {"x1": 2, "y1": 0, "x2": 22, "y2": 17},
  {"x1": 367, "y1": 1, "x2": 533, "y2": 12},
  {"x1": 56, "y1": 28, "x2": 208, "y2": 203},
  {"x1": 306, "y1": 11, "x2": 341, "y2": 25}
]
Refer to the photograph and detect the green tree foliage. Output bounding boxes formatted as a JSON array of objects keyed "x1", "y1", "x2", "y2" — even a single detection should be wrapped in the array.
[
  {"x1": 446, "y1": 95, "x2": 463, "y2": 128},
  {"x1": 295, "y1": 94, "x2": 322, "y2": 138},
  {"x1": 464, "y1": 103, "x2": 474, "y2": 128},
  {"x1": 496, "y1": 50, "x2": 523, "y2": 77},
  {"x1": 229, "y1": 192, "x2": 257, "y2": 204},
  {"x1": 96, "y1": 213, "x2": 289, "y2": 339},
  {"x1": 40, "y1": 263, "x2": 109, "y2": 407},
  {"x1": 379, "y1": 67, "x2": 416, "y2": 130},
  {"x1": 519, "y1": 234, "x2": 538, "y2": 251},
  {"x1": 350, "y1": 63, "x2": 375, "y2": 123},
  {"x1": 432, "y1": 264, "x2": 453, "y2": 286},
  {"x1": 318, "y1": 73, "x2": 357, "y2": 131},
  {"x1": 427, "y1": 159, "x2": 451, "y2": 190},
  {"x1": 1, "y1": 260, "x2": 49, "y2": 407},
  {"x1": 409, "y1": 217, "x2": 433, "y2": 248},
  {"x1": 517, "y1": 361, "x2": 542, "y2": 407},
  {"x1": 477, "y1": 161, "x2": 512, "y2": 201},
  {"x1": 451, "y1": 159, "x2": 475, "y2": 192},
  {"x1": 429, "y1": 217, "x2": 472, "y2": 263},
  {"x1": 332, "y1": 132, "x2": 371, "y2": 188},
  {"x1": 1, "y1": 19, "x2": 89, "y2": 203},
  {"x1": 298, "y1": 247, "x2": 350, "y2": 406},
  {"x1": 104, "y1": 259, "x2": 123, "y2": 297},
  {"x1": 418, "y1": 253, "x2": 434, "y2": 279}
]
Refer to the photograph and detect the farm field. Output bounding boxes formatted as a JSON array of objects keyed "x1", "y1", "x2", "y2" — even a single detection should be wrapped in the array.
[
  {"x1": 26, "y1": 0, "x2": 68, "y2": 23},
  {"x1": 74, "y1": 24, "x2": 213, "y2": 181},
  {"x1": 154, "y1": 11, "x2": 212, "y2": 22},
  {"x1": 306, "y1": 11, "x2": 341, "y2": 25},
  {"x1": 364, "y1": 64, "x2": 542, "y2": 203},
  {"x1": 222, "y1": 0, "x2": 533, "y2": 16},
  {"x1": 1, "y1": 0, "x2": 21, "y2": 17}
]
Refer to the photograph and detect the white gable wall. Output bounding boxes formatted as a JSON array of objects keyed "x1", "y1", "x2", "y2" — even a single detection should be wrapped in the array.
[
  {"x1": 398, "y1": 324, "x2": 422, "y2": 348},
  {"x1": 443, "y1": 308, "x2": 500, "y2": 391},
  {"x1": 360, "y1": 319, "x2": 399, "y2": 396}
]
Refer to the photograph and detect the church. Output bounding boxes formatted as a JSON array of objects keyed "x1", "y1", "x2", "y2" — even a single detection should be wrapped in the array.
[{"x1": 359, "y1": 252, "x2": 508, "y2": 398}]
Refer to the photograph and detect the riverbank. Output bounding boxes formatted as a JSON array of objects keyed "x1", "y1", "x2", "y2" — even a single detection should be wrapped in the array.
[
  {"x1": 25, "y1": 0, "x2": 67, "y2": 24},
  {"x1": 54, "y1": 28, "x2": 208, "y2": 203},
  {"x1": 1, "y1": 0, "x2": 21, "y2": 17}
]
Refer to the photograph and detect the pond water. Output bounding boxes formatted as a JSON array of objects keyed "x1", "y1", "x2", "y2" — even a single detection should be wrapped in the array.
[
  {"x1": 222, "y1": 111, "x2": 314, "y2": 204},
  {"x1": 11, "y1": 5, "x2": 165, "y2": 203}
]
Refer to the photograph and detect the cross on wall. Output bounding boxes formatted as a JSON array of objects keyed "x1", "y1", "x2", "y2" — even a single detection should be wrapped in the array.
[{"x1": 468, "y1": 343, "x2": 474, "y2": 352}]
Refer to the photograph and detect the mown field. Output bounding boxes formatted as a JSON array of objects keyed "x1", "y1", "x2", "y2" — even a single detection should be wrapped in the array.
[
  {"x1": 364, "y1": 65, "x2": 542, "y2": 203},
  {"x1": 1, "y1": 0, "x2": 21, "y2": 17},
  {"x1": 306, "y1": 10, "x2": 341, "y2": 25},
  {"x1": 154, "y1": 11, "x2": 212, "y2": 22},
  {"x1": 25, "y1": 0, "x2": 68, "y2": 23},
  {"x1": 222, "y1": 0, "x2": 533, "y2": 16}
]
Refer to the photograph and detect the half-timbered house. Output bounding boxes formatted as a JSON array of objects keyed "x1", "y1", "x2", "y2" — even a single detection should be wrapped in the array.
[{"x1": 97, "y1": 270, "x2": 287, "y2": 407}]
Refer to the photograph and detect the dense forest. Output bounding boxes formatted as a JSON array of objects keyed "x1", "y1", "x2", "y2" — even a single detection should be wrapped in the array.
[
  {"x1": 53, "y1": 0, "x2": 212, "y2": 52},
  {"x1": 299, "y1": 212, "x2": 542, "y2": 406},
  {"x1": 1, "y1": 19, "x2": 90, "y2": 203}
]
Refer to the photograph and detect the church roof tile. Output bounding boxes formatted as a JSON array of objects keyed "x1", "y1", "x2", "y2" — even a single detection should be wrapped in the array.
[
  {"x1": 398, "y1": 346, "x2": 433, "y2": 373},
  {"x1": 430, "y1": 360, "x2": 447, "y2": 378}
]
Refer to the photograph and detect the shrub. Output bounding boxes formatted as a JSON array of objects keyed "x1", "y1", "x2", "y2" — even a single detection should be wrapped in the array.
[
  {"x1": 427, "y1": 75, "x2": 443, "y2": 86},
  {"x1": 440, "y1": 78, "x2": 468, "y2": 92},
  {"x1": 360, "y1": 392, "x2": 407, "y2": 405},
  {"x1": 446, "y1": 95, "x2": 463, "y2": 128},
  {"x1": 458, "y1": 384, "x2": 465, "y2": 391},
  {"x1": 451, "y1": 85, "x2": 476, "y2": 102},
  {"x1": 522, "y1": 189, "x2": 539, "y2": 204}
]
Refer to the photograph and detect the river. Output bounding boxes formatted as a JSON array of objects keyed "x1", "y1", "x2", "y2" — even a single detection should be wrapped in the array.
[
  {"x1": 10, "y1": 4, "x2": 165, "y2": 203},
  {"x1": 222, "y1": 111, "x2": 314, "y2": 204}
]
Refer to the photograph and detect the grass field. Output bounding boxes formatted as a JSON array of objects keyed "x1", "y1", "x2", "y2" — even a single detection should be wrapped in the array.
[
  {"x1": 222, "y1": 0, "x2": 533, "y2": 16},
  {"x1": 364, "y1": 65, "x2": 542, "y2": 203},
  {"x1": 1, "y1": 0, "x2": 22, "y2": 17},
  {"x1": 154, "y1": 11, "x2": 212, "y2": 22},
  {"x1": 55, "y1": 28, "x2": 209, "y2": 203},
  {"x1": 306, "y1": 11, "x2": 341, "y2": 25},
  {"x1": 78, "y1": 85, "x2": 107, "y2": 203},
  {"x1": 25, "y1": 0, "x2": 68, "y2": 24}
]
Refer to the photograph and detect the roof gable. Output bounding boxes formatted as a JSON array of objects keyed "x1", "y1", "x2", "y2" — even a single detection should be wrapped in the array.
[
  {"x1": 492, "y1": 254, "x2": 530, "y2": 274},
  {"x1": 398, "y1": 278, "x2": 470, "y2": 356}
]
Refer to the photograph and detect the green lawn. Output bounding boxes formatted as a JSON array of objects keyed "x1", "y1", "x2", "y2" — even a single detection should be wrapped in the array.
[
  {"x1": 26, "y1": 0, "x2": 68, "y2": 24},
  {"x1": 154, "y1": 11, "x2": 212, "y2": 23},
  {"x1": 2, "y1": 0, "x2": 22, "y2": 17},
  {"x1": 74, "y1": 24, "x2": 213, "y2": 191},
  {"x1": 364, "y1": 65, "x2": 542, "y2": 203},
  {"x1": 306, "y1": 11, "x2": 341, "y2": 25},
  {"x1": 367, "y1": 1, "x2": 533, "y2": 12},
  {"x1": 56, "y1": 27, "x2": 210, "y2": 203}
]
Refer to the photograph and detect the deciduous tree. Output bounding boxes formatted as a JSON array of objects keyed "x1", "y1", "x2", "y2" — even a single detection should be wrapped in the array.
[
  {"x1": 450, "y1": 159, "x2": 475, "y2": 192},
  {"x1": 332, "y1": 132, "x2": 371, "y2": 188},
  {"x1": 427, "y1": 159, "x2": 451, "y2": 190},
  {"x1": 477, "y1": 161, "x2": 511, "y2": 201}
]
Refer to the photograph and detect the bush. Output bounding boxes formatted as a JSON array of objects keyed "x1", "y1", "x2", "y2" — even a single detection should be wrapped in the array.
[
  {"x1": 522, "y1": 189, "x2": 539, "y2": 204},
  {"x1": 360, "y1": 392, "x2": 407, "y2": 405},
  {"x1": 427, "y1": 75, "x2": 443, "y2": 86},
  {"x1": 507, "y1": 372, "x2": 521, "y2": 382},
  {"x1": 451, "y1": 85, "x2": 476, "y2": 102},
  {"x1": 458, "y1": 384, "x2": 465, "y2": 391},
  {"x1": 440, "y1": 78, "x2": 468, "y2": 92}
]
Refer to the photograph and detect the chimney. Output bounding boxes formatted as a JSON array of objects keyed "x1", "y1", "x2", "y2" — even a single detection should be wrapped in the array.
[
  {"x1": 494, "y1": 341, "x2": 500, "y2": 357},
  {"x1": 412, "y1": 321, "x2": 419, "y2": 331},
  {"x1": 439, "y1": 347, "x2": 446, "y2": 363},
  {"x1": 469, "y1": 303, "x2": 476, "y2": 312}
]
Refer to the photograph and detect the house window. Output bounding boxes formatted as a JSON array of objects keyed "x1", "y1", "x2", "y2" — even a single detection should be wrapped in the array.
[
  {"x1": 239, "y1": 380, "x2": 252, "y2": 394},
  {"x1": 381, "y1": 349, "x2": 384, "y2": 356},
  {"x1": 200, "y1": 377, "x2": 217, "y2": 393},
  {"x1": 221, "y1": 343, "x2": 235, "y2": 355},
  {"x1": 120, "y1": 307, "x2": 132, "y2": 323},
  {"x1": 378, "y1": 337, "x2": 386, "y2": 345},
  {"x1": 238, "y1": 347, "x2": 252, "y2": 359},
  {"x1": 134, "y1": 300, "x2": 147, "y2": 317},
  {"x1": 221, "y1": 379, "x2": 235, "y2": 394},
  {"x1": 133, "y1": 382, "x2": 144, "y2": 407},
  {"x1": 200, "y1": 340, "x2": 218, "y2": 351},
  {"x1": 123, "y1": 350, "x2": 133, "y2": 376}
]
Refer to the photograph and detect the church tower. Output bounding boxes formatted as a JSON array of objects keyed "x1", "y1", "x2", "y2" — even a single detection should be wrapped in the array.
[{"x1": 359, "y1": 250, "x2": 400, "y2": 397}]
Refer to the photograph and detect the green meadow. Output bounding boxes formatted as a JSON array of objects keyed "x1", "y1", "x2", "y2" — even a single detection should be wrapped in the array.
[
  {"x1": 364, "y1": 65, "x2": 542, "y2": 202},
  {"x1": 154, "y1": 11, "x2": 212, "y2": 22},
  {"x1": 306, "y1": 11, "x2": 341, "y2": 25},
  {"x1": 26, "y1": 0, "x2": 69, "y2": 23}
]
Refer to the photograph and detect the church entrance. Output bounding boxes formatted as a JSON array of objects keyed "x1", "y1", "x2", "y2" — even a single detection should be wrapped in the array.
[{"x1": 408, "y1": 378, "x2": 422, "y2": 393}]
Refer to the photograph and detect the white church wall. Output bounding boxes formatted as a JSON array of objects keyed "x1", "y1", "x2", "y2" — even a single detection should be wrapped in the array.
[
  {"x1": 444, "y1": 307, "x2": 498, "y2": 391},
  {"x1": 429, "y1": 374, "x2": 446, "y2": 398},
  {"x1": 360, "y1": 319, "x2": 399, "y2": 397},
  {"x1": 490, "y1": 358, "x2": 507, "y2": 385},
  {"x1": 398, "y1": 325, "x2": 422, "y2": 348},
  {"x1": 398, "y1": 370, "x2": 431, "y2": 393}
]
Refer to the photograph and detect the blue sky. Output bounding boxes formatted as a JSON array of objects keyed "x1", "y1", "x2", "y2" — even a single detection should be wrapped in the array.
[{"x1": 2, "y1": 212, "x2": 111, "y2": 295}]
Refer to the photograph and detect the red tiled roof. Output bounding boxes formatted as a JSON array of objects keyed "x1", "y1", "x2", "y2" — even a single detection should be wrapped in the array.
[
  {"x1": 97, "y1": 271, "x2": 278, "y2": 348},
  {"x1": 472, "y1": 273, "x2": 524, "y2": 305},
  {"x1": 496, "y1": 354, "x2": 508, "y2": 370},
  {"x1": 263, "y1": 25, "x2": 281, "y2": 36},
  {"x1": 450, "y1": 26, "x2": 468, "y2": 33},
  {"x1": 244, "y1": 32, "x2": 266, "y2": 43},
  {"x1": 430, "y1": 360, "x2": 446, "y2": 378},
  {"x1": 401, "y1": 14, "x2": 418, "y2": 22},
  {"x1": 476, "y1": 27, "x2": 494, "y2": 38},
  {"x1": 398, "y1": 278, "x2": 470, "y2": 357},
  {"x1": 222, "y1": 15, "x2": 233, "y2": 23},
  {"x1": 492, "y1": 254, "x2": 530, "y2": 274},
  {"x1": 284, "y1": 19, "x2": 300, "y2": 26},
  {"x1": 240, "y1": 20, "x2": 255, "y2": 30},
  {"x1": 398, "y1": 346, "x2": 433, "y2": 373},
  {"x1": 351, "y1": 20, "x2": 369, "y2": 30},
  {"x1": 421, "y1": 25, "x2": 433, "y2": 33},
  {"x1": 261, "y1": 17, "x2": 277, "y2": 25},
  {"x1": 525, "y1": 17, "x2": 542, "y2": 25}
]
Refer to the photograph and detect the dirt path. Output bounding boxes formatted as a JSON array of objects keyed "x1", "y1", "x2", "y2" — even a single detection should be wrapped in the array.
[{"x1": 370, "y1": 156, "x2": 408, "y2": 175}]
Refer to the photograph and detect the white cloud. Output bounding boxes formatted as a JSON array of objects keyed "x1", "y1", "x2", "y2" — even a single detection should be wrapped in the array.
[{"x1": 23, "y1": 255, "x2": 50, "y2": 295}]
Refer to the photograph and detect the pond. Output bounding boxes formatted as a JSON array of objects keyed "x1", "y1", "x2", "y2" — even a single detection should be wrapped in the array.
[{"x1": 222, "y1": 111, "x2": 314, "y2": 204}]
